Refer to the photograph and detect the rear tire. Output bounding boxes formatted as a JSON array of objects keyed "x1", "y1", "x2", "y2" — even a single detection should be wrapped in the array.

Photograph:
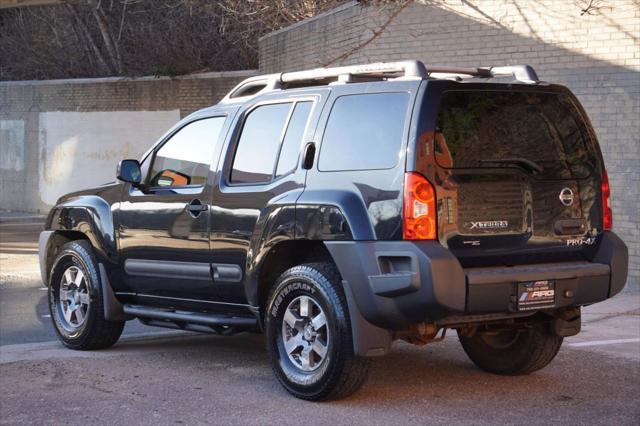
[
  {"x1": 265, "y1": 262, "x2": 370, "y2": 401},
  {"x1": 458, "y1": 323, "x2": 563, "y2": 375},
  {"x1": 48, "y1": 240, "x2": 125, "y2": 350}
]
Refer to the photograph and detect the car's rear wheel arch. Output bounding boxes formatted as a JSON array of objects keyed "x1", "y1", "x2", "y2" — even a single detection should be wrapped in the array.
[{"x1": 256, "y1": 240, "x2": 334, "y2": 318}]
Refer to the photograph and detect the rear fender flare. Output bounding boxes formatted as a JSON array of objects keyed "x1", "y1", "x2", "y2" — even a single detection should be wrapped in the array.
[{"x1": 296, "y1": 189, "x2": 374, "y2": 241}]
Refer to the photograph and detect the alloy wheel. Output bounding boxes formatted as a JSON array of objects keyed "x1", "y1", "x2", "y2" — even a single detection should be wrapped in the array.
[
  {"x1": 56, "y1": 266, "x2": 91, "y2": 330},
  {"x1": 281, "y1": 295, "x2": 329, "y2": 372}
]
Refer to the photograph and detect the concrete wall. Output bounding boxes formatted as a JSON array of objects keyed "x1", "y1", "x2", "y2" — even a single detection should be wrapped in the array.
[
  {"x1": 0, "y1": 71, "x2": 255, "y2": 212},
  {"x1": 259, "y1": 0, "x2": 640, "y2": 287},
  {"x1": 37, "y1": 110, "x2": 180, "y2": 206}
]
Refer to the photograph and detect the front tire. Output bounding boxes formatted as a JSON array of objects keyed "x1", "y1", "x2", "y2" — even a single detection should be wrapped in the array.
[
  {"x1": 48, "y1": 240, "x2": 125, "y2": 350},
  {"x1": 458, "y1": 323, "x2": 563, "y2": 375},
  {"x1": 265, "y1": 263, "x2": 370, "y2": 401}
]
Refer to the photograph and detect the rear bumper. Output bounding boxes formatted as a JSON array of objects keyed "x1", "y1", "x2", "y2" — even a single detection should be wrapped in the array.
[{"x1": 325, "y1": 231, "x2": 628, "y2": 330}]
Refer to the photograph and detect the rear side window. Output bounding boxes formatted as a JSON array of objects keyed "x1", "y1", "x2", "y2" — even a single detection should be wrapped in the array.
[
  {"x1": 231, "y1": 101, "x2": 313, "y2": 184},
  {"x1": 149, "y1": 117, "x2": 225, "y2": 188},
  {"x1": 231, "y1": 103, "x2": 291, "y2": 184},
  {"x1": 319, "y1": 93, "x2": 410, "y2": 171},
  {"x1": 435, "y1": 91, "x2": 596, "y2": 179}
]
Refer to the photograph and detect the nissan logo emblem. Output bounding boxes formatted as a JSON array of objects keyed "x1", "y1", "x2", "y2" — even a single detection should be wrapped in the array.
[{"x1": 559, "y1": 188, "x2": 574, "y2": 206}]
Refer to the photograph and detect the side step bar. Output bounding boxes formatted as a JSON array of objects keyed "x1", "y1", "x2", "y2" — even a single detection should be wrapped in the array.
[{"x1": 123, "y1": 304, "x2": 258, "y2": 335}]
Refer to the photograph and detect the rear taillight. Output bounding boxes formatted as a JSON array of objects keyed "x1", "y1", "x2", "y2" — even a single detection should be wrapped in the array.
[
  {"x1": 403, "y1": 172, "x2": 437, "y2": 240},
  {"x1": 602, "y1": 169, "x2": 613, "y2": 231}
]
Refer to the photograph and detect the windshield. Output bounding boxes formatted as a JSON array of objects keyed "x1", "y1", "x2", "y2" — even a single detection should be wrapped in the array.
[{"x1": 434, "y1": 90, "x2": 596, "y2": 179}]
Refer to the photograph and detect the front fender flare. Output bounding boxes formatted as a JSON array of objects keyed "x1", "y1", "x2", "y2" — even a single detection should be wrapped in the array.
[{"x1": 46, "y1": 195, "x2": 117, "y2": 263}]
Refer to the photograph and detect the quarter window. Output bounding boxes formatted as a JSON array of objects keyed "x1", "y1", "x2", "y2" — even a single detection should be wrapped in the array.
[
  {"x1": 276, "y1": 102, "x2": 313, "y2": 177},
  {"x1": 149, "y1": 117, "x2": 226, "y2": 188},
  {"x1": 319, "y1": 93, "x2": 410, "y2": 171}
]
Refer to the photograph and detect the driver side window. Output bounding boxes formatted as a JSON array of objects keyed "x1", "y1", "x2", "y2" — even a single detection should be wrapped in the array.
[{"x1": 149, "y1": 117, "x2": 226, "y2": 188}]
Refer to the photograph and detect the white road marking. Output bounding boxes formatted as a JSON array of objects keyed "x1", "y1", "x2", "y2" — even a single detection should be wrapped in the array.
[
  {"x1": 41, "y1": 314, "x2": 51, "y2": 318},
  {"x1": 0, "y1": 330, "x2": 200, "y2": 363},
  {"x1": 568, "y1": 338, "x2": 640, "y2": 347},
  {"x1": 0, "y1": 269, "x2": 41, "y2": 274}
]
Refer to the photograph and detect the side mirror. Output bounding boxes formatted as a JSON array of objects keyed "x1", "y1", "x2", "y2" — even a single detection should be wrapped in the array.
[{"x1": 117, "y1": 159, "x2": 142, "y2": 185}]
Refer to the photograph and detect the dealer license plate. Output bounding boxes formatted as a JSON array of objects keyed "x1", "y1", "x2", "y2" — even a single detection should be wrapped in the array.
[{"x1": 517, "y1": 280, "x2": 556, "y2": 311}]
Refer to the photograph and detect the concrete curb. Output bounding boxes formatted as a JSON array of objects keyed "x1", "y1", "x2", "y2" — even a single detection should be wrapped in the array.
[{"x1": 0, "y1": 213, "x2": 46, "y2": 224}]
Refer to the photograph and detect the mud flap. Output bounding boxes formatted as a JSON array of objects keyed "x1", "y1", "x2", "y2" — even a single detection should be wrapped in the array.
[
  {"x1": 99, "y1": 263, "x2": 132, "y2": 321},
  {"x1": 342, "y1": 280, "x2": 392, "y2": 357}
]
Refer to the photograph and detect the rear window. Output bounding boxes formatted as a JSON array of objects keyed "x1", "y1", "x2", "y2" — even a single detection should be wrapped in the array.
[
  {"x1": 319, "y1": 92, "x2": 409, "y2": 171},
  {"x1": 435, "y1": 91, "x2": 596, "y2": 179}
]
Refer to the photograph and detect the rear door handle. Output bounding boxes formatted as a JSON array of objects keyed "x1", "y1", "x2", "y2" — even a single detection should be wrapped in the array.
[
  {"x1": 302, "y1": 142, "x2": 316, "y2": 170},
  {"x1": 187, "y1": 199, "x2": 207, "y2": 217}
]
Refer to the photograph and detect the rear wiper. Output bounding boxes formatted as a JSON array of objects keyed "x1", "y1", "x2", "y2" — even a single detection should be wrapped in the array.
[{"x1": 478, "y1": 158, "x2": 544, "y2": 174}]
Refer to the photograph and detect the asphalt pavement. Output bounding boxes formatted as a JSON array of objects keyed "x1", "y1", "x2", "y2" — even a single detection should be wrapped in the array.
[{"x1": 1, "y1": 215, "x2": 639, "y2": 425}]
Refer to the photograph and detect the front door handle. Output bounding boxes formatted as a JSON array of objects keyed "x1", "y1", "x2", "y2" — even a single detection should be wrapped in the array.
[{"x1": 187, "y1": 199, "x2": 208, "y2": 217}]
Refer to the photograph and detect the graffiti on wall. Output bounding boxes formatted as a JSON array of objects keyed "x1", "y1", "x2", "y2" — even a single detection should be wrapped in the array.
[{"x1": 0, "y1": 120, "x2": 25, "y2": 171}]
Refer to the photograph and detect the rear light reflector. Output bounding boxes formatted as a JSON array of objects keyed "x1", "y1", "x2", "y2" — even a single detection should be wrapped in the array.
[
  {"x1": 403, "y1": 172, "x2": 437, "y2": 240},
  {"x1": 602, "y1": 170, "x2": 613, "y2": 231}
]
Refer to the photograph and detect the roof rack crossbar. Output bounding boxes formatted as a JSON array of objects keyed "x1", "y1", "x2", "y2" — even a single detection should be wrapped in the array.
[
  {"x1": 425, "y1": 65, "x2": 539, "y2": 83},
  {"x1": 424, "y1": 66, "x2": 492, "y2": 78}
]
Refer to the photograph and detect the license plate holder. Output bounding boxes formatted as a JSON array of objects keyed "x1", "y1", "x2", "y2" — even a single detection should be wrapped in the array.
[{"x1": 517, "y1": 280, "x2": 556, "y2": 311}]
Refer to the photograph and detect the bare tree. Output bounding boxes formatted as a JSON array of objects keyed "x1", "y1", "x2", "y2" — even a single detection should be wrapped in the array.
[
  {"x1": 578, "y1": 0, "x2": 610, "y2": 16},
  {"x1": 0, "y1": 0, "x2": 342, "y2": 80}
]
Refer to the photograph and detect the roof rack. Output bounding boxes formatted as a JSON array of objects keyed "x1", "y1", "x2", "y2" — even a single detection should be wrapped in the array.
[
  {"x1": 221, "y1": 60, "x2": 426, "y2": 101},
  {"x1": 220, "y1": 61, "x2": 539, "y2": 101}
]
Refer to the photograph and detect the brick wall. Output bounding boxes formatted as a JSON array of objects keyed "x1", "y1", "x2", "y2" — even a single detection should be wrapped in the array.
[
  {"x1": 259, "y1": 0, "x2": 640, "y2": 287},
  {"x1": 0, "y1": 71, "x2": 255, "y2": 212}
]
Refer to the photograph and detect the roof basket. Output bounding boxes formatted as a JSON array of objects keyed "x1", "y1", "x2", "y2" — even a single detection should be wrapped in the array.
[{"x1": 220, "y1": 61, "x2": 539, "y2": 102}]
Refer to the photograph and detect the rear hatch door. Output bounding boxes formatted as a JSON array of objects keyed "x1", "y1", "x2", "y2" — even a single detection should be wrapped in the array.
[{"x1": 423, "y1": 84, "x2": 602, "y2": 266}]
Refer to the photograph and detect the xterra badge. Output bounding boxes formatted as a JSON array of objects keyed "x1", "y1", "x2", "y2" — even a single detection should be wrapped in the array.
[{"x1": 468, "y1": 220, "x2": 508, "y2": 230}]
